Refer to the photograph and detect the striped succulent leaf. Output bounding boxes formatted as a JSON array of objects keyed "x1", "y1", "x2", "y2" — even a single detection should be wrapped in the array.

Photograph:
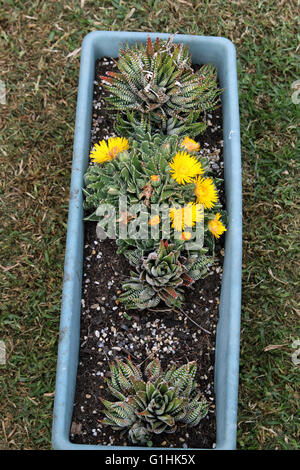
[
  {"x1": 101, "y1": 36, "x2": 221, "y2": 136},
  {"x1": 119, "y1": 240, "x2": 212, "y2": 310},
  {"x1": 145, "y1": 357, "x2": 162, "y2": 382},
  {"x1": 182, "y1": 396, "x2": 209, "y2": 426},
  {"x1": 101, "y1": 357, "x2": 208, "y2": 444},
  {"x1": 101, "y1": 400, "x2": 136, "y2": 429}
]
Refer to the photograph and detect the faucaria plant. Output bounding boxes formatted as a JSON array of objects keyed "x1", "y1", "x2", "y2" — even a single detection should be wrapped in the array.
[
  {"x1": 83, "y1": 134, "x2": 225, "y2": 254},
  {"x1": 101, "y1": 357, "x2": 209, "y2": 445},
  {"x1": 101, "y1": 36, "x2": 221, "y2": 136},
  {"x1": 119, "y1": 240, "x2": 212, "y2": 310},
  {"x1": 83, "y1": 133, "x2": 210, "y2": 218},
  {"x1": 83, "y1": 133, "x2": 226, "y2": 310}
]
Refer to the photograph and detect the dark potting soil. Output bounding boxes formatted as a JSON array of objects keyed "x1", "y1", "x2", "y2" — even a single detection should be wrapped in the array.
[{"x1": 70, "y1": 58, "x2": 225, "y2": 448}]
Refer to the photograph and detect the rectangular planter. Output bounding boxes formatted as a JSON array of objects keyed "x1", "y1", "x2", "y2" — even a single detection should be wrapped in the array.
[{"x1": 52, "y1": 31, "x2": 242, "y2": 451}]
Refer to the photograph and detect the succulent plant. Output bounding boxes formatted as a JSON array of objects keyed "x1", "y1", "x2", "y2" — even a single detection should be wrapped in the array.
[
  {"x1": 81, "y1": 35, "x2": 227, "y2": 316},
  {"x1": 114, "y1": 109, "x2": 207, "y2": 139},
  {"x1": 101, "y1": 36, "x2": 221, "y2": 136},
  {"x1": 83, "y1": 133, "x2": 222, "y2": 308},
  {"x1": 101, "y1": 357, "x2": 209, "y2": 445},
  {"x1": 119, "y1": 240, "x2": 212, "y2": 310},
  {"x1": 83, "y1": 134, "x2": 209, "y2": 221}
]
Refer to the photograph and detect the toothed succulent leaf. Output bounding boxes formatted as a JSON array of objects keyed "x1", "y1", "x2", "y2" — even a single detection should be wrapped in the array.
[{"x1": 83, "y1": 133, "x2": 208, "y2": 220}]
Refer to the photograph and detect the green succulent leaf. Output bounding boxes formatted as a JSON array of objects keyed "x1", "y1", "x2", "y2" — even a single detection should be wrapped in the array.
[
  {"x1": 102, "y1": 36, "x2": 222, "y2": 137},
  {"x1": 101, "y1": 358, "x2": 208, "y2": 444}
]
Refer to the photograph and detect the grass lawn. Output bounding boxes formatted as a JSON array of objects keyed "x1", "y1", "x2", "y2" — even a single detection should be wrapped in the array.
[{"x1": 0, "y1": 0, "x2": 299, "y2": 450}]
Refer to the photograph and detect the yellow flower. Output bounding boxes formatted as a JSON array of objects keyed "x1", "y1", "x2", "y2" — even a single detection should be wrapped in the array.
[
  {"x1": 181, "y1": 231, "x2": 192, "y2": 241},
  {"x1": 90, "y1": 137, "x2": 129, "y2": 164},
  {"x1": 208, "y1": 213, "x2": 227, "y2": 239},
  {"x1": 194, "y1": 177, "x2": 218, "y2": 209},
  {"x1": 170, "y1": 203, "x2": 204, "y2": 232},
  {"x1": 169, "y1": 152, "x2": 204, "y2": 185},
  {"x1": 149, "y1": 215, "x2": 160, "y2": 226},
  {"x1": 181, "y1": 136, "x2": 200, "y2": 152},
  {"x1": 150, "y1": 175, "x2": 159, "y2": 182}
]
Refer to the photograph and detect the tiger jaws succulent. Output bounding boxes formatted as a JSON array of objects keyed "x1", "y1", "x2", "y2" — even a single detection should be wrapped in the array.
[
  {"x1": 83, "y1": 133, "x2": 210, "y2": 225},
  {"x1": 101, "y1": 36, "x2": 221, "y2": 136},
  {"x1": 101, "y1": 357, "x2": 209, "y2": 446}
]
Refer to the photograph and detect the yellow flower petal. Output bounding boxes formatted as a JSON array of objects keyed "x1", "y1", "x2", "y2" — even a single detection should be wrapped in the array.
[
  {"x1": 170, "y1": 203, "x2": 204, "y2": 231},
  {"x1": 90, "y1": 137, "x2": 129, "y2": 164},
  {"x1": 208, "y1": 213, "x2": 227, "y2": 239},
  {"x1": 169, "y1": 152, "x2": 204, "y2": 185},
  {"x1": 149, "y1": 215, "x2": 160, "y2": 226},
  {"x1": 181, "y1": 231, "x2": 192, "y2": 241},
  {"x1": 150, "y1": 175, "x2": 159, "y2": 182},
  {"x1": 181, "y1": 136, "x2": 200, "y2": 152},
  {"x1": 195, "y1": 177, "x2": 218, "y2": 209},
  {"x1": 169, "y1": 207, "x2": 183, "y2": 232}
]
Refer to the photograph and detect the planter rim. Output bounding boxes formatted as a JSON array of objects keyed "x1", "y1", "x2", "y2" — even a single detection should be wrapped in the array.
[{"x1": 52, "y1": 30, "x2": 242, "y2": 451}]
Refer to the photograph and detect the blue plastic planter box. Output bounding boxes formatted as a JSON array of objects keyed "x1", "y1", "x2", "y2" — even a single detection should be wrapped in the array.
[{"x1": 52, "y1": 31, "x2": 242, "y2": 451}]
